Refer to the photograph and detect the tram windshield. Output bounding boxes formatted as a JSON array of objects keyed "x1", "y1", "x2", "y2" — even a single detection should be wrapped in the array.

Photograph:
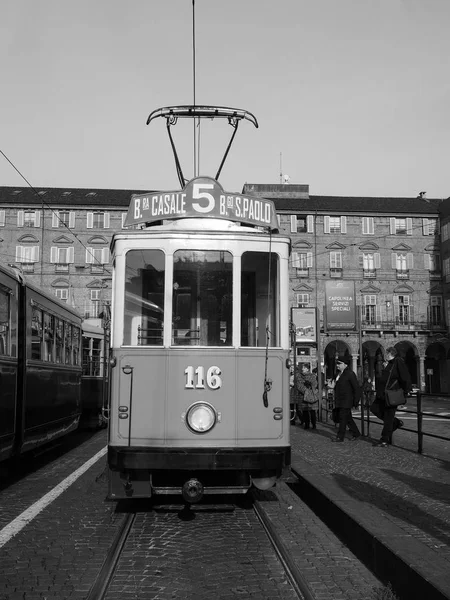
[
  {"x1": 173, "y1": 250, "x2": 232, "y2": 346},
  {"x1": 241, "y1": 251, "x2": 279, "y2": 347},
  {"x1": 122, "y1": 248, "x2": 280, "y2": 347}
]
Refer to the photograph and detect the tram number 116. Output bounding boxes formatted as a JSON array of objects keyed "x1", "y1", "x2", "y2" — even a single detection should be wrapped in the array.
[{"x1": 184, "y1": 365, "x2": 222, "y2": 390}]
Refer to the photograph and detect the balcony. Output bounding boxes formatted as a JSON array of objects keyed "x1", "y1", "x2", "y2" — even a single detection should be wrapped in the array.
[
  {"x1": 396, "y1": 269, "x2": 409, "y2": 280},
  {"x1": 296, "y1": 268, "x2": 309, "y2": 278},
  {"x1": 363, "y1": 269, "x2": 376, "y2": 278},
  {"x1": 330, "y1": 268, "x2": 342, "y2": 278},
  {"x1": 55, "y1": 263, "x2": 69, "y2": 273},
  {"x1": 361, "y1": 319, "x2": 447, "y2": 333}
]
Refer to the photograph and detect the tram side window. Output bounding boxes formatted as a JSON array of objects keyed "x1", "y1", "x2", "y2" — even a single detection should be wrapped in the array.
[
  {"x1": 43, "y1": 313, "x2": 55, "y2": 362},
  {"x1": 31, "y1": 308, "x2": 43, "y2": 360},
  {"x1": 0, "y1": 289, "x2": 10, "y2": 356},
  {"x1": 55, "y1": 318, "x2": 63, "y2": 363},
  {"x1": 82, "y1": 336, "x2": 102, "y2": 375},
  {"x1": 65, "y1": 324, "x2": 72, "y2": 364},
  {"x1": 123, "y1": 249, "x2": 165, "y2": 346},
  {"x1": 72, "y1": 326, "x2": 80, "y2": 366},
  {"x1": 241, "y1": 252, "x2": 279, "y2": 347},
  {"x1": 172, "y1": 250, "x2": 232, "y2": 346}
]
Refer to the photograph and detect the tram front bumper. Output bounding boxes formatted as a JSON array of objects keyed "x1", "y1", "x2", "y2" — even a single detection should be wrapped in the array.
[{"x1": 108, "y1": 445, "x2": 291, "y2": 471}]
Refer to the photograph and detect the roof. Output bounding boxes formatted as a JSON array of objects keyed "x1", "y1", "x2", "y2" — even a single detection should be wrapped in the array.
[
  {"x1": 0, "y1": 186, "x2": 149, "y2": 208},
  {"x1": 0, "y1": 184, "x2": 445, "y2": 216}
]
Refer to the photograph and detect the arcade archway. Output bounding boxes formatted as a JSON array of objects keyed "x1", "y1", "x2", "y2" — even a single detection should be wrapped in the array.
[{"x1": 426, "y1": 342, "x2": 446, "y2": 393}]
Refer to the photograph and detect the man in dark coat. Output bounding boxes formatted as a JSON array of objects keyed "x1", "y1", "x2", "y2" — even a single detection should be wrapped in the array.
[
  {"x1": 371, "y1": 346, "x2": 411, "y2": 447},
  {"x1": 331, "y1": 355, "x2": 361, "y2": 442}
]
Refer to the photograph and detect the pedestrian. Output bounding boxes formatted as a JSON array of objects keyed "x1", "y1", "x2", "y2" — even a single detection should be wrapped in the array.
[
  {"x1": 371, "y1": 347, "x2": 410, "y2": 448},
  {"x1": 331, "y1": 355, "x2": 361, "y2": 442},
  {"x1": 295, "y1": 364, "x2": 318, "y2": 429}
]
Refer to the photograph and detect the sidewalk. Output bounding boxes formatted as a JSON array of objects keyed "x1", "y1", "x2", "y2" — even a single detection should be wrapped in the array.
[{"x1": 289, "y1": 421, "x2": 450, "y2": 600}]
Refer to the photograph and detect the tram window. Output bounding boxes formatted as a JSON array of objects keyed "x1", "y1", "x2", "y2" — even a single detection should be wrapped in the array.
[
  {"x1": 0, "y1": 289, "x2": 10, "y2": 356},
  {"x1": 43, "y1": 313, "x2": 55, "y2": 362},
  {"x1": 72, "y1": 326, "x2": 80, "y2": 365},
  {"x1": 65, "y1": 324, "x2": 72, "y2": 364},
  {"x1": 241, "y1": 252, "x2": 279, "y2": 347},
  {"x1": 172, "y1": 250, "x2": 232, "y2": 346},
  {"x1": 55, "y1": 318, "x2": 63, "y2": 363},
  {"x1": 31, "y1": 308, "x2": 43, "y2": 360},
  {"x1": 123, "y1": 249, "x2": 165, "y2": 346}
]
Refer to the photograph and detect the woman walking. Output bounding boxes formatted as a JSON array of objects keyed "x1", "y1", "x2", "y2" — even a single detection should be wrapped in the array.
[{"x1": 371, "y1": 347, "x2": 410, "y2": 447}]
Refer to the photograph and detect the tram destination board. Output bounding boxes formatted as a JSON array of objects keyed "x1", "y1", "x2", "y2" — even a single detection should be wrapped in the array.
[{"x1": 124, "y1": 176, "x2": 279, "y2": 231}]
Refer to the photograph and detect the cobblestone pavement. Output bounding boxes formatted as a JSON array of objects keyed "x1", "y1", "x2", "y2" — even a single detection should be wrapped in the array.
[
  {"x1": 254, "y1": 484, "x2": 381, "y2": 600},
  {"x1": 0, "y1": 429, "x2": 385, "y2": 599},
  {"x1": 105, "y1": 504, "x2": 298, "y2": 600},
  {"x1": 290, "y1": 421, "x2": 450, "y2": 598}
]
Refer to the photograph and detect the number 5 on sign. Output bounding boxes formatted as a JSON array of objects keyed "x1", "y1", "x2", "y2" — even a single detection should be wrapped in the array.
[{"x1": 185, "y1": 366, "x2": 222, "y2": 389}]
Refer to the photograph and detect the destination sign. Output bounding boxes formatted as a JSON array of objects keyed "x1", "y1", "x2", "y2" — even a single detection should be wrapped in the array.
[{"x1": 124, "y1": 177, "x2": 279, "y2": 231}]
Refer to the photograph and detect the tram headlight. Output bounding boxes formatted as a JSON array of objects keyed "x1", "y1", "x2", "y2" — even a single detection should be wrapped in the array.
[{"x1": 185, "y1": 402, "x2": 217, "y2": 434}]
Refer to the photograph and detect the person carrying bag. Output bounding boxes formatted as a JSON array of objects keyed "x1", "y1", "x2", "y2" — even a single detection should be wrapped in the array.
[{"x1": 371, "y1": 347, "x2": 411, "y2": 447}]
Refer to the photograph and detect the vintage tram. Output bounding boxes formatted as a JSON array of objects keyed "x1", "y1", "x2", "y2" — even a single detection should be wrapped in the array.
[
  {"x1": 107, "y1": 173, "x2": 291, "y2": 502},
  {"x1": 81, "y1": 322, "x2": 108, "y2": 429},
  {"x1": 0, "y1": 264, "x2": 82, "y2": 462}
]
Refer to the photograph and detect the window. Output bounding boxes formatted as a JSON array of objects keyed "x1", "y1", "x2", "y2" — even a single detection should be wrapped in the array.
[
  {"x1": 0, "y1": 288, "x2": 11, "y2": 356},
  {"x1": 64, "y1": 324, "x2": 72, "y2": 364},
  {"x1": 172, "y1": 250, "x2": 233, "y2": 347},
  {"x1": 82, "y1": 336, "x2": 102, "y2": 376},
  {"x1": 362, "y1": 217, "x2": 374, "y2": 235},
  {"x1": 324, "y1": 216, "x2": 347, "y2": 234},
  {"x1": 0, "y1": 210, "x2": 5, "y2": 227},
  {"x1": 390, "y1": 218, "x2": 412, "y2": 235},
  {"x1": 241, "y1": 251, "x2": 279, "y2": 347},
  {"x1": 123, "y1": 249, "x2": 165, "y2": 346},
  {"x1": 51, "y1": 247, "x2": 74, "y2": 271},
  {"x1": 394, "y1": 295, "x2": 411, "y2": 324},
  {"x1": 291, "y1": 251, "x2": 313, "y2": 275},
  {"x1": 86, "y1": 247, "x2": 109, "y2": 267},
  {"x1": 55, "y1": 288, "x2": 69, "y2": 302},
  {"x1": 16, "y1": 245, "x2": 40, "y2": 264},
  {"x1": 31, "y1": 308, "x2": 43, "y2": 360},
  {"x1": 43, "y1": 313, "x2": 54, "y2": 361},
  {"x1": 363, "y1": 295, "x2": 377, "y2": 325},
  {"x1": 296, "y1": 293, "x2": 310, "y2": 308},
  {"x1": 442, "y1": 223, "x2": 450, "y2": 241},
  {"x1": 329, "y1": 251, "x2": 342, "y2": 277},
  {"x1": 86, "y1": 289, "x2": 101, "y2": 318},
  {"x1": 423, "y1": 218, "x2": 439, "y2": 236},
  {"x1": 360, "y1": 252, "x2": 380, "y2": 277},
  {"x1": 391, "y1": 252, "x2": 413, "y2": 278},
  {"x1": 290, "y1": 215, "x2": 314, "y2": 233},
  {"x1": 52, "y1": 210, "x2": 75, "y2": 228},
  {"x1": 429, "y1": 297, "x2": 442, "y2": 326},
  {"x1": 87, "y1": 212, "x2": 110, "y2": 229},
  {"x1": 17, "y1": 210, "x2": 41, "y2": 228},
  {"x1": 425, "y1": 254, "x2": 441, "y2": 273},
  {"x1": 55, "y1": 319, "x2": 63, "y2": 363}
]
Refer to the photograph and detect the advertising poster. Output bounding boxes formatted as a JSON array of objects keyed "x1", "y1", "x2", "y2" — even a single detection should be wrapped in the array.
[
  {"x1": 291, "y1": 307, "x2": 317, "y2": 343},
  {"x1": 325, "y1": 280, "x2": 356, "y2": 331}
]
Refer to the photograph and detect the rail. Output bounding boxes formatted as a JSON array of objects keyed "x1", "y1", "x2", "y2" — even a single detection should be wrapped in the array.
[{"x1": 320, "y1": 392, "x2": 450, "y2": 454}]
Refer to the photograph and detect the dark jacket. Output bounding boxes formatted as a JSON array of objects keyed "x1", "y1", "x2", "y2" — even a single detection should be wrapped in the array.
[
  {"x1": 334, "y1": 367, "x2": 361, "y2": 409},
  {"x1": 375, "y1": 357, "x2": 411, "y2": 399},
  {"x1": 295, "y1": 371, "x2": 319, "y2": 410}
]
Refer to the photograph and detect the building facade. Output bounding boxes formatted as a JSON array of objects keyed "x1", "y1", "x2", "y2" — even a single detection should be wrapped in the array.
[{"x1": 1, "y1": 183, "x2": 449, "y2": 392}]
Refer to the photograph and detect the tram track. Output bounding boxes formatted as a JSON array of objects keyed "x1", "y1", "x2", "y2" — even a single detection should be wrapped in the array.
[{"x1": 86, "y1": 496, "x2": 310, "y2": 600}]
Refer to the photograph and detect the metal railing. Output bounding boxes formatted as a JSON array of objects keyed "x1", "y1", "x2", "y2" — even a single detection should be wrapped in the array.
[{"x1": 321, "y1": 392, "x2": 450, "y2": 454}]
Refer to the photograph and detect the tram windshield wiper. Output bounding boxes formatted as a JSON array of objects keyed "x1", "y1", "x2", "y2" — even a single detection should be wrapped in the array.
[{"x1": 146, "y1": 105, "x2": 259, "y2": 188}]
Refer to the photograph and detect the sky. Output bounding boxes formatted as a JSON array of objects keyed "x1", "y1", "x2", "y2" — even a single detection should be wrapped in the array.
[{"x1": 1, "y1": 0, "x2": 449, "y2": 199}]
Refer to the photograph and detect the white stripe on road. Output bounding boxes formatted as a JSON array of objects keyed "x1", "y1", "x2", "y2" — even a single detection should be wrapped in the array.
[{"x1": 0, "y1": 445, "x2": 107, "y2": 549}]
